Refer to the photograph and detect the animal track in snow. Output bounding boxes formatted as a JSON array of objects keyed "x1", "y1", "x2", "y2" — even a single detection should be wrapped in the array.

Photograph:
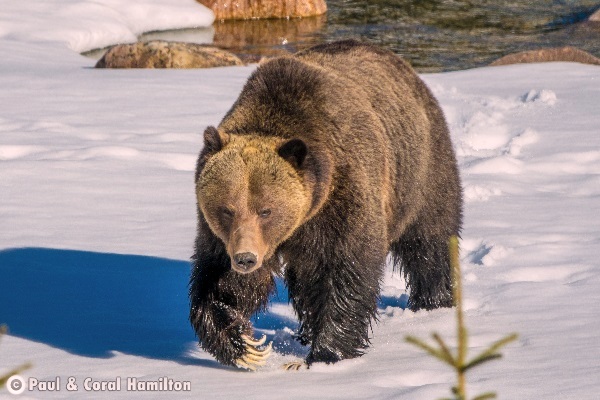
[
  {"x1": 462, "y1": 239, "x2": 511, "y2": 267},
  {"x1": 455, "y1": 110, "x2": 511, "y2": 158},
  {"x1": 520, "y1": 89, "x2": 557, "y2": 106},
  {"x1": 503, "y1": 128, "x2": 540, "y2": 157},
  {"x1": 463, "y1": 184, "x2": 502, "y2": 202},
  {"x1": 462, "y1": 127, "x2": 540, "y2": 174},
  {"x1": 440, "y1": 86, "x2": 553, "y2": 176}
]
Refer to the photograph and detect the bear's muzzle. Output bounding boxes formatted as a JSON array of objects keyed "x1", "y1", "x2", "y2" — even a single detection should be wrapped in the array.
[{"x1": 233, "y1": 252, "x2": 258, "y2": 272}]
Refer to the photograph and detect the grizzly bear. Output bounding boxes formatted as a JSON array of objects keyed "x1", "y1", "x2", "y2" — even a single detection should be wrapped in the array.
[{"x1": 190, "y1": 40, "x2": 462, "y2": 370}]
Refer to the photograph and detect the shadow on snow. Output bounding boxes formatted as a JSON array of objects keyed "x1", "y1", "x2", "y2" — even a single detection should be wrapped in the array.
[
  {"x1": 0, "y1": 247, "x2": 206, "y2": 364},
  {"x1": 0, "y1": 247, "x2": 406, "y2": 364}
]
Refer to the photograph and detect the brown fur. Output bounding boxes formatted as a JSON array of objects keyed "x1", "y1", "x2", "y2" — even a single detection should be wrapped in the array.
[
  {"x1": 197, "y1": 133, "x2": 312, "y2": 273},
  {"x1": 190, "y1": 40, "x2": 462, "y2": 367}
]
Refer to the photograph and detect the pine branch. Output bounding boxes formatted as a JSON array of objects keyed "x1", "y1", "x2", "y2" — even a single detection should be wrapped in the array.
[
  {"x1": 462, "y1": 354, "x2": 503, "y2": 372},
  {"x1": 405, "y1": 335, "x2": 454, "y2": 366},
  {"x1": 432, "y1": 333, "x2": 456, "y2": 367},
  {"x1": 463, "y1": 333, "x2": 518, "y2": 372},
  {"x1": 472, "y1": 393, "x2": 497, "y2": 400},
  {"x1": 0, "y1": 363, "x2": 33, "y2": 389},
  {"x1": 482, "y1": 333, "x2": 520, "y2": 356},
  {"x1": 450, "y1": 236, "x2": 467, "y2": 398},
  {"x1": 404, "y1": 236, "x2": 518, "y2": 400},
  {"x1": 0, "y1": 325, "x2": 32, "y2": 390}
]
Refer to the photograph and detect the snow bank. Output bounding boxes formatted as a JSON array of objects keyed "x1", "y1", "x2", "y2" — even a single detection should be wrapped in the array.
[{"x1": 0, "y1": 0, "x2": 214, "y2": 53}]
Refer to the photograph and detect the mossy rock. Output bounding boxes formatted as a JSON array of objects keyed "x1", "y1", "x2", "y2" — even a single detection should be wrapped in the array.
[
  {"x1": 490, "y1": 46, "x2": 600, "y2": 67},
  {"x1": 95, "y1": 41, "x2": 244, "y2": 69}
]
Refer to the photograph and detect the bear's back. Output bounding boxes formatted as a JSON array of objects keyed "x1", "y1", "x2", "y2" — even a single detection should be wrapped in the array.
[
  {"x1": 294, "y1": 39, "x2": 414, "y2": 78},
  {"x1": 294, "y1": 40, "x2": 429, "y2": 106},
  {"x1": 294, "y1": 40, "x2": 459, "y2": 240}
]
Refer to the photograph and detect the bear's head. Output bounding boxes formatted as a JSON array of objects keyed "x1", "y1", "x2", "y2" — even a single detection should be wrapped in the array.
[{"x1": 196, "y1": 126, "x2": 331, "y2": 274}]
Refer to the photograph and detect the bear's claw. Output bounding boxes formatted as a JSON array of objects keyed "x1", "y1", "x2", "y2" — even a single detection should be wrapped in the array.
[
  {"x1": 235, "y1": 335, "x2": 272, "y2": 371},
  {"x1": 282, "y1": 361, "x2": 306, "y2": 371},
  {"x1": 242, "y1": 334, "x2": 267, "y2": 347}
]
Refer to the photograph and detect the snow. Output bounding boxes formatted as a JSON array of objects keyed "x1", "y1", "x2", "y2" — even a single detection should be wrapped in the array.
[
  {"x1": 0, "y1": 0, "x2": 214, "y2": 53},
  {"x1": 1, "y1": 1, "x2": 600, "y2": 399}
]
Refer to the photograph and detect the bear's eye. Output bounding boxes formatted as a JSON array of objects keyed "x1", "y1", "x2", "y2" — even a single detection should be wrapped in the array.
[
  {"x1": 258, "y1": 209, "x2": 271, "y2": 218},
  {"x1": 221, "y1": 208, "x2": 235, "y2": 218}
]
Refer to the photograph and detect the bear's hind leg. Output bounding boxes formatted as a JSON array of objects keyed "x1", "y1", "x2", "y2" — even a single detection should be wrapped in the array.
[{"x1": 391, "y1": 224, "x2": 454, "y2": 311}]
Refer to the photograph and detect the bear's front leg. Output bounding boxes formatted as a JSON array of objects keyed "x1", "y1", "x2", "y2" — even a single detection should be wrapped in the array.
[
  {"x1": 191, "y1": 299, "x2": 273, "y2": 370},
  {"x1": 189, "y1": 245, "x2": 274, "y2": 370},
  {"x1": 285, "y1": 246, "x2": 384, "y2": 366}
]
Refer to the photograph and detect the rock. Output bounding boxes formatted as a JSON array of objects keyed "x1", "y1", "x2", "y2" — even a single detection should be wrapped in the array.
[
  {"x1": 590, "y1": 8, "x2": 600, "y2": 22},
  {"x1": 197, "y1": 0, "x2": 327, "y2": 20},
  {"x1": 490, "y1": 47, "x2": 600, "y2": 67},
  {"x1": 95, "y1": 41, "x2": 243, "y2": 69}
]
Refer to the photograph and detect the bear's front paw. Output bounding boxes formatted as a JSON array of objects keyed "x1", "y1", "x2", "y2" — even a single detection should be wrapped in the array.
[{"x1": 235, "y1": 334, "x2": 273, "y2": 371}]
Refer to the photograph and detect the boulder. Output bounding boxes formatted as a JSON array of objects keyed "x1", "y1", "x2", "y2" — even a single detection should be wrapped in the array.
[
  {"x1": 589, "y1": 8, "x2": 600, "y2": 22},
  {"x1": 197, "y1": 0, "x2": 326, "y2": 20},
  {"x1": 95, "y1": 41, "x2": 243, "y2": 69},
  {"x1": 490, "y1": 47, "x2": 600, "y2": 67}
]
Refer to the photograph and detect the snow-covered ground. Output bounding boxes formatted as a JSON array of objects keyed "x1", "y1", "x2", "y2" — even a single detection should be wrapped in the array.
[{"x1": 1, "y1": 1, "x2": 599, "y2": 399}]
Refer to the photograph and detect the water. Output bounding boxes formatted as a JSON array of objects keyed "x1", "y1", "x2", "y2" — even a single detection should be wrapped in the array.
[{"x1": 137, "y1": 0, "x2": 600, "y2": 72}]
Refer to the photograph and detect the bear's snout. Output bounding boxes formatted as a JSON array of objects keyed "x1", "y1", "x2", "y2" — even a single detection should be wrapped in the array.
[
  {"x1": 227, "y1": 218, "x2": 267, "y2": 274},
  {"x1": 233, "y1": 252, "x2": 258, "y2": 272}
]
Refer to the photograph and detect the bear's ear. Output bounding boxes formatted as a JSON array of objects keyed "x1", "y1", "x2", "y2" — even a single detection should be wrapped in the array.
[
  {"x1": 203, "y1": 126, "x2": 229, "y2": 154},
  {"x1": 278, "y1": 138, "x2": 308, "y2": 169}
]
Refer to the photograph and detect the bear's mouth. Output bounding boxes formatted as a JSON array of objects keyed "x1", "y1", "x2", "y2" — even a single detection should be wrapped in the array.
[
  {"x1": 231, "y1": 251, "x2": 263, "y2": 274},
  {"x1": 231, "y1": 263, "x2": 261, "y2": 274}
]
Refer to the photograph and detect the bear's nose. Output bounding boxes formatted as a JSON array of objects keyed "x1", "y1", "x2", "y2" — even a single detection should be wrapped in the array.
[{"x1": 233, "y1": 252, "x2": 257, "y2": 271}]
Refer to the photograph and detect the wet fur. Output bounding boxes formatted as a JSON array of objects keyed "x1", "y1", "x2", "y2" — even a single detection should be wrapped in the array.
[{"x1": 190, "y1": 40, "x2": 462, "y2": 366}]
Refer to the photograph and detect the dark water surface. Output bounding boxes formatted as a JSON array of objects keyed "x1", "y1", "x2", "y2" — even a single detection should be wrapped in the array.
[{"x1": 138, "y1": 0, "x2": 600, "y2": 72}]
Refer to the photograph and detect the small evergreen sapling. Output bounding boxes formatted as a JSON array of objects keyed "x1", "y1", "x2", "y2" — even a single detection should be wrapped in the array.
[
  {"x1": 0, "y1": 325, "x2": 32, "y2": 390},
  {"x1": 405, "y1": 236, "x2": 518, "y2": 400}
]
